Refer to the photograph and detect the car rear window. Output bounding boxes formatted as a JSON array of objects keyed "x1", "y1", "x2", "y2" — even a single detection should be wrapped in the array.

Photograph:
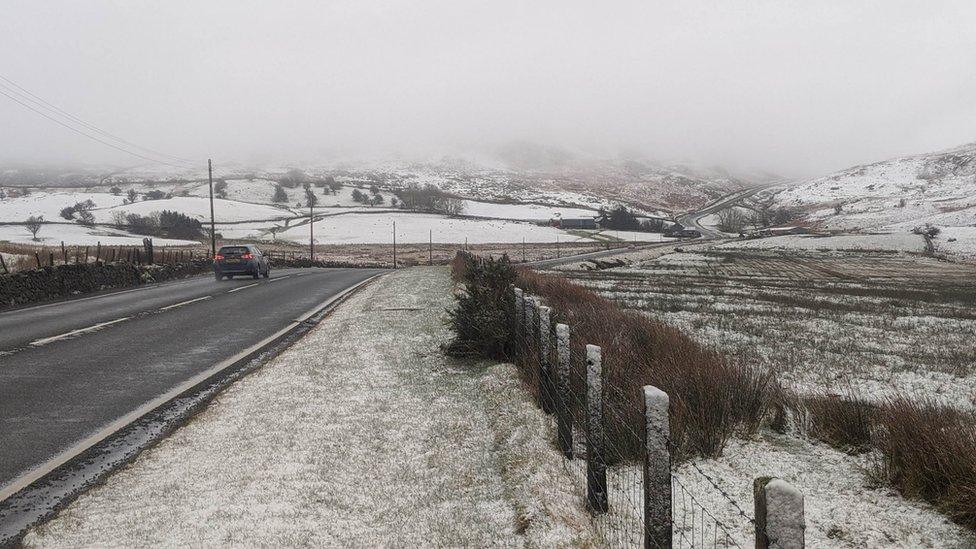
[{"x1": 219, "y1": 247, "x2": 249, "y2": 255}]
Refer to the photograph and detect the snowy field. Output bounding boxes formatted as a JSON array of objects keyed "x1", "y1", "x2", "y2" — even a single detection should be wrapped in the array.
[
  {"x1": 555, "y1": 249, "x2": 976, "y2": 409},
  {"x1": 0, "y1": 222, "x2": 196, "y2": 247},
  {"x1": 716, "y1": 233, "x2": 926, "y2": 253}
]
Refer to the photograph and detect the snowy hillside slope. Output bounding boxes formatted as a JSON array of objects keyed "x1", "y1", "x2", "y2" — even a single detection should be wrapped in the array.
[{"x1": 771, "y1": 142, "x2": 976, "y2": 231}]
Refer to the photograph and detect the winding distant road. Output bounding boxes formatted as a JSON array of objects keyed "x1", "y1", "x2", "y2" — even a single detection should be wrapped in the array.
[{"x1": 0, "y1": 268, "x2": 384, "y2": 501}]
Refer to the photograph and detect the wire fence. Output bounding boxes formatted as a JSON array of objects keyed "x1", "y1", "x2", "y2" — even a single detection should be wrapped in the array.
[{"x1": 510, "y1": 286, "x2": 771, "y2": 549}]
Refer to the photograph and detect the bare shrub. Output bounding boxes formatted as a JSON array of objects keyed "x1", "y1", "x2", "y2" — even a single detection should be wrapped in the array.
[
  {"x1": 716, "y1": 208, "x2": 746, "y2": 233},
  {"x1": 802, "y1": 394, "x2": 876, "y2": 453},
  {"x1": 875, "y1": 396, "x2": 976, "y2": 529}
]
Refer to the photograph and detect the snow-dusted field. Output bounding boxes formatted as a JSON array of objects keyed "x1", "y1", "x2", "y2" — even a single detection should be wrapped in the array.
[
  {"x1": 717, "y1": 233, "x2": 926, "y2": 253},
  {"x1": 459, "y1": 200, "x2": 595, "y2": 220},
  {"x1": 555, "y1": 249, "x2": 976, "y2": 409},
  {"x1": 0, "y1": 222, "x2": 196, "y2": 247},
  {"x1": 279, "y1": 212, "x2": 577, "y2": 245}
]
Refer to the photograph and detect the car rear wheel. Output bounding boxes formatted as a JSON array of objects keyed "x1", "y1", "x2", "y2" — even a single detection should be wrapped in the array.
[
  {"x1": 215, "y1": 273, "x2": 222, "y2": 281},
  {"x1": 262, "y1": 268, "x2": 270, "y2": 279},
  {"x1": 252, "y1": 271, "x2": 260, "y2": 280}
]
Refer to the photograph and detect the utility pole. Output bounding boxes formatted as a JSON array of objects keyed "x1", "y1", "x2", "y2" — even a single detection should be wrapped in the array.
[
  {"x1": 208, "y1": 159, "x2": 216, "y2": 258},
  {"x1": 392, "y1": 220, "x2": 397, "y2": 269},
  {"x1": 522, "y1": 237, "x2": 526, "y2": 263},
  {"x1": 309, "y1": 201, "x2": 314, "y2": 261},
  {"x1": 429, "y1": 229, "x2": 433, "y2": 266}
]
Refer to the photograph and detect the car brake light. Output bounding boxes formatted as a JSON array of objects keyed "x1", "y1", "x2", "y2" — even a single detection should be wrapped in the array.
[
  {"x1": 214, "y1": 254, "x2": 224, "y2": 260},
  {"x1": 241, "y1": 253, "x2": 253, "y2": 259}
]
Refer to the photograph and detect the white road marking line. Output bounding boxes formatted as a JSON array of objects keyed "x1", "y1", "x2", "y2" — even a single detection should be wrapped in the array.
[
  {"x1": 29, "y1": 317, "x2": 132, "y2": 347},
  {"x1": 0, "y1": 272, "x2": 386, "y2": 503},
  {"x1": 267, "y1": 275, "x2": 292, "y2": 283},
  {"x1": 227, "y1": 283, "x2": 258, "y2": 293},
  {"x1": 158, "y1": 295, "x2": 212, "y2": 311}
]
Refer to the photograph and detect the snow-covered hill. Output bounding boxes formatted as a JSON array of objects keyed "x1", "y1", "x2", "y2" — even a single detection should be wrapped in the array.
[{"x1": 771, "y1": 142, "x2": 976, "y2": 231}]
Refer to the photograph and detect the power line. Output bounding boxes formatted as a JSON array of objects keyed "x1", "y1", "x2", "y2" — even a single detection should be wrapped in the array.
[
  {"x1": 0, "y1": 75, "x2": 198, "y2": 165},
  {"x1": 0, "y1": 77, "x2": 198, "y2": 169},
  {"x1": 0, "y1": 87, "x2": 194, "y2": 169}
]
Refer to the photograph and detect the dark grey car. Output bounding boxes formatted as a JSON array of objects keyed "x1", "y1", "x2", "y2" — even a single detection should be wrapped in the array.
[{"x1": 214, "y1": 244, "x2": 270, "y2": 280}]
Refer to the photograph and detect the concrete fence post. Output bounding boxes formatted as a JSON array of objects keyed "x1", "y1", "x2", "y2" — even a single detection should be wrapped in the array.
[
  {"x1": 513, "y1": 287, "x2": 524, "y2": 334},
  {"x1": 585, "y1": 344, "x2": 608, "y2": 514},
  {"x1": 522, "y1": 295, "x2": 534, "y2": 350},
  {"x1": 754, "y1": 477, "x2": 804, "y2": 549},
  {"x1": 555, "y1": 322, "x2": 573, "y2": 458},
  {"x1": 538, "y1": 305, "x2": 554, "y2": 414},
  {"x1": 643, "y1": 385, "x2": 672, "y2": 549}
]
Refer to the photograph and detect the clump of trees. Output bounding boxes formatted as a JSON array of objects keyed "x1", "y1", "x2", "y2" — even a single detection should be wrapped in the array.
[
  {"x1": 124, "y1": 189, "x2": 139, "y2": 204},
  {"x1": 716, "y1": 208, "x2": 746, "y2": 233},
  {"x1": 747, "y1": 201, "x2": 802, "y2": 228},
  {"x1": 143, "y1": 190, "x2": 169, "y2": 201},
  {"x1": 304, "y1": 183, "x2": 318, "y2": 208},
  {"x1": 395, "y1": 183, "x2": 464, "y2": 215},
  {"x1": 118, "y1": 210, "x2": 204, "y2": 240},
  {"x1": 279, "y1": 169, "x2": 306, "y2": 188},
  {"x1": 597, "y1": 205, "x2": 667, "y2": 232},
  {"x1": 59, "y1": 199, "x2": 97, "y2": 225},
  {"x1": 110, "y1": 186, "x2": 122, "y2": 196},
  {"x1": 214, "y1": 180, "x2": 228, "y2": 199},
  {"x1": 272, "y1": 184, "x2": 289, "y2": 203}
]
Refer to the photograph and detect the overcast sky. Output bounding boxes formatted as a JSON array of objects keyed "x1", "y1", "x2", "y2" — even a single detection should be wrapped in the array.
[{"x1": 1, "y1": 1, "x2": 974, "y2": 178}]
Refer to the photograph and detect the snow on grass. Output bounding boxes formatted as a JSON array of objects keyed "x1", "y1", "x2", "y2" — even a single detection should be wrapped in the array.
[
  {"x1": 460, "y1": 200, "x2": 596, "y2": 221},
  {"x1": 481, "y1": 363, "x2": 602, "y2": 547},
  {"x1": 934, "y1": 226, "x2": 976, "y2": 262},
  {"x1": 717, "y1": 233, "x2": 926, "y2": 253},
  {"x1": 95, "y1": 196, "x2": 290, "y2": 223},
  {"x1": 0, "y1": 191, "x2": 126, "y2": 221},
  {"x1": 279, "y1": 212, "x2": 584, "y2": 245},
  {"x1": 0, "y1": 223, "x2": 196, "y2": 246},
  {"x1": 674, "y1": 435, "x2": 976, "y2": 548}
]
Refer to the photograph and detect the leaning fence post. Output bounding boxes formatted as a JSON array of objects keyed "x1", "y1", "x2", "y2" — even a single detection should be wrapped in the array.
[
  {"x1": 754, "y1": 477, "x2": 804, "y2": 549},
  {"x1": 643, "y1": 385, "x2": 672, "y2": 549},
  {"x1": 555, "y1": 323, "x2": 572, "y2": 458},
  {"x1": 585, "y1": 344, "x2": 608, "y2": 514},
  {"x1": 538, "y1": 305, "x2": 554, "y2": 414}
]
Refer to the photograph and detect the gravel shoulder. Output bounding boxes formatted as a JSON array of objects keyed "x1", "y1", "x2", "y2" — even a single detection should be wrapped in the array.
[{"x1": 23, "y1": 267, "x2": 569, "y2": 547}]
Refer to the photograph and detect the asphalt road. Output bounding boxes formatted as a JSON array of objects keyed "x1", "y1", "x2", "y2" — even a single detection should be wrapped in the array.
[{"x1": 0, "y1": 267, "x2": 384, "y2": 496}]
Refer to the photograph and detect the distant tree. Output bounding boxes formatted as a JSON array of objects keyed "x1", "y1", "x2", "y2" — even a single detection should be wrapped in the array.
[
  {"x1": 25, "y1": 215, "x2": 43, "y2": 241},
  {"x1": 390, "y1": 196, "x2": 399, "y2": 208},
  {"x1": 351, "y1": 189, "x2": 366, "y2": 203},
  {"x1": 126, "y1": 189, "x2": 139, "y2": 204},
  {"x1": 143, "y1": 190, "x2": 167, "y2": 201},
  {"x1": 60, "y1": 206, "x2": 76, "y2": 220},
  {"x1": 369, "y1": 184, "x2": 380, "y2": 195},
  {"x1": 110, "y1": 186, "x2": 122, "y2": 196},
  {"x1": 304, "y1": 183, "x2": 318, "y2": 208},
  {"x1": 394, "y1": 183, "x2": 464, "y2": 215},
  {"x1": 913, "y1": 224, "x2": 941, "y2": 238},
  {"x1": 214, "y1": 180, "x2": 228, "y2": 199},
  {"x1": 77, "y1": 209, "x2": 95, "y2": 226},
  {"x1": 640, "y1": 218, "x2": 665, "y2": 232},
  {"x1": 112, "y1": 210, "x2": 128, "y2": 229},
  {"x1": 369, "y1": 194, "x2": 384, "y2": 207},
  {"x1": 272, "y1": 184, "x2": 289, "y2": 203},
  {"x1": 603, "y1": 205, "x2": 641, "y2": 230},
  {"x1": 833, "y1": 203, "x2": 843, "y2": 215},
  {"x1": 157, "y1": 210, "x2": 204, "y2": 239}
]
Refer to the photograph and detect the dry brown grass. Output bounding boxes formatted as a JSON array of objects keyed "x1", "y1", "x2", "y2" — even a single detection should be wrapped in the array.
[
  {"x1": 515, "y1": 268, "x2": 777, "y2": 461},
  {"x1": 875, "y1": 396, "x2": 976, "y2": 529}
]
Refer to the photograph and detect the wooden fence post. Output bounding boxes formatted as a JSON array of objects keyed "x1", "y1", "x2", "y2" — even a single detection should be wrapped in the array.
[
  {"x1": 643, "y1": 385, "x2": 672, "y2": 549},
  {"x1": 538, "y1": 305, "x2": 554, "y2": 414},
  {"x1": 84, "y1": 246, "x2": 90, "y2": 264},
  {"x1": 586, "y1": 344, "x2": 608, "y2": 514},
  {"x1": 555, "y1": 322, "x2": 572, "y2": 458},
  {"x1": 60, "y1": 241, "x2": 67, "y2": 265},
  {"x1": 0, "y1": 254, "x2": 8, "y2": 274},
  {"x1": 35, "y1": 252, "x2": 42, "y2": 269},
  {"x1": 754, "y1": 477, "x2": 804, "y2": 549}
]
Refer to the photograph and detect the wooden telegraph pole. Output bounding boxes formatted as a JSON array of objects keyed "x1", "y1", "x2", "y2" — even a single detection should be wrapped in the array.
[
  {"x1": 309, "y1": 201, "x2": 314, "y2": 261},
  {"x1": 429, "y1": 229, "x2": 433, "y2": 266},
  {"x1": 392, "y1": 220, "x2": 397, "y2": 269},
  {"x1": 208, "y1": 159, "x2": 216, "y2": 258}
]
